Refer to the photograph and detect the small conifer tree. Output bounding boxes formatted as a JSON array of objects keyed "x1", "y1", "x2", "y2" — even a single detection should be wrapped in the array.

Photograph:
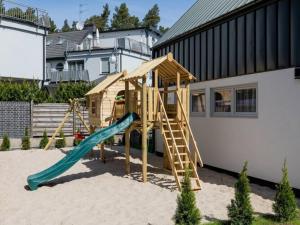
[
  {"x1": 55, "y1": 130, "x2": 66, "y2": 148},
  {"x1": 21, "y1": 127, "x2": 30, "y2": 150},
  {"x1": 39, "y1": 130, "x2": 49, "y2": 149},
  {"x1": 1, "y1": 133, "x2": 10, "y2": 151},
  {"x1": 174, "y1": 169, "x2": 201, "y2": 225},
  {"x1": 227, "y1": 161, "x2": 253, "y2": 225},
  {"x1": 273, "y1": 159, "x2": 298, "y2": 222}
]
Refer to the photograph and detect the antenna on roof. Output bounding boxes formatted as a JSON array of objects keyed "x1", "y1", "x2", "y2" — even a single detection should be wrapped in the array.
[{"x1": 77, "y1": 3, "x2": 87, "y2": 30}]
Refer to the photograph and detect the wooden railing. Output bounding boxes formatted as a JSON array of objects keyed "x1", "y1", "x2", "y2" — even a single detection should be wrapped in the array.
[
  {"x1": 176, "y1": 92, "x2": 203, "y2": 167},
  {"x1": 157, "y1": 93, "x2": 184, "y2": 170}
]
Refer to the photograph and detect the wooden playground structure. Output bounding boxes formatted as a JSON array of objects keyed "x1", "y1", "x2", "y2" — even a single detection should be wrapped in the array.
[
  {"x1": 87, "y1": 53, "x2": 203, "y2": 190},
  {"x1": 45, "y1": 53, "x2": 203, "y2": 190}
]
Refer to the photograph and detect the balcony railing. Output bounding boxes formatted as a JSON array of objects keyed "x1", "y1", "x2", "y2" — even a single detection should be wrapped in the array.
[
  {"x1": 69, "y1": 37, "x2": 151, "y2": 55},
  {"x1": 0, "y1": 0, "x2": 50, "y2": 28},
  {"x1": 46, "y1": 70, "x2": 90, "y2": 83}
]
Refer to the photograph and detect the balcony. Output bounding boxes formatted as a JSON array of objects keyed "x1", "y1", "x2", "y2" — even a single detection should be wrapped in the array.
[
  {"x1": 0, "y1": 0, "x2": 50, "y2": 28},
  {"x1": 69, "y1": 37, "x2": 151, "y2": 56},
  {"x1": 46, "y1": 70, "x2": 90, "y2": 83}
]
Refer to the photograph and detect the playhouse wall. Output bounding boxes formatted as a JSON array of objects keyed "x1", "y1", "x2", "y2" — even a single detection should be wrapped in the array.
[{"x1": 155, "y1": 68, "x2": 300, "y2": 189}]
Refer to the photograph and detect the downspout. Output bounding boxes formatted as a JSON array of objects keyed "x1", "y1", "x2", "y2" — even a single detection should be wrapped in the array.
[{"x1": 42, "y1": 30, "x2": 46, "y2": 87}]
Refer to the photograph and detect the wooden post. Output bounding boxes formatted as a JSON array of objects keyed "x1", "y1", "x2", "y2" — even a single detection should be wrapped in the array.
[
  {"x1": 154, "y1": 69, "x2": 158, "y2": 120},
  {"x1": 185, "y1": 80, "x2": 190, "y2": 152},
  {"x1": 125, "y1": 80, "x2": 130, "y2": 174},
  {"x1": 142, "y1": 76, "x2": 148, "y2": 182},
  {"x1": 163, "y1": 81, "x2": 171, "y2": 170},
  {"x1": 99, "y1": 143, "x2": 105, "y2": 162}
]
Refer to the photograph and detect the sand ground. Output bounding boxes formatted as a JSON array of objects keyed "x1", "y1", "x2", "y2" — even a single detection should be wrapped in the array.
[{"x1": 0, "y1": 146, "x2": 296, "y2": 225}]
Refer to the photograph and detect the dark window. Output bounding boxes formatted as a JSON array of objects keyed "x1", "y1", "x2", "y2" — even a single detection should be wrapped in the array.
[
  {"x1": 68, "y1": 60, "x2": 84, "y2": 71},
  {"x1": 191, "y1": 90, "x2": 206, "y2": 115},
  {"x1": 236, "y1": 87, "x2": 257, "y2": 113},
  {"x1": 213, "y1": 89, "x2": 232, "y2": 113},
  {"x1": 91, "y1": 101, "x2": 96, "y2": 115},
  {"x1": 56, "y1": 63, "x2": 64, "y2": 71}
]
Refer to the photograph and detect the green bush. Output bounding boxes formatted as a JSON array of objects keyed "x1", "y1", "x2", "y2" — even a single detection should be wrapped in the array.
[
  {"x1": 1, "y1": 133, "x2": 10, "y2": 151},
  {"x1": 39, "y1": 130, "x2": 49, "y2": 149},
  {"x1": 21, "y1": 128, "x2": 31, "y2": 150},
  {"x1": 104, "y1": 136, "x2": 114, "y2": 145},
  {"x1": 227, "y1": 161, "x2": 253, "y2": 225},
  {"x1": 273, "y1": 160, "x2": 298, "y2": 222},
  {"x1": 53, "y1": 83, "x2": 94, "y2": 103},
  {"x1": 55, "y1": 130, "x2": 66, "y2": 148},
  {"x1": 0, "y1": 81, "x2": 48, "y2": 103},
  {"x1": 174, "y1": 169, "x2": 201, "y2": 225}
]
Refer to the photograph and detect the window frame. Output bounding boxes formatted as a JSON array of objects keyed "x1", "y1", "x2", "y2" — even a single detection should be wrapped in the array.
[
  {"x1": 190, "y1": 89, "x2": 206, "y2": 117},
  {"x1": 101, "y1": 57, "x2": 110, "y2": 74},
  {"x1": 211, "y1": 83, "x2": 258, "y2": 118}
]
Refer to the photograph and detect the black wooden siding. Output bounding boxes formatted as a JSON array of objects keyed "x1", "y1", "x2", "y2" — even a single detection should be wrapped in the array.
[{"x1": 153, "y1": 0, "x2": 300, "y2": 83}]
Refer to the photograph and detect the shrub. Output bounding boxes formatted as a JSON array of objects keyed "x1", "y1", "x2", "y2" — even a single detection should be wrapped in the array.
[
  {"x1": 55, "y1": 130, "x2": 66, "y2": 148},
  {"x1": 21, "y1": 128, "x2": 30, "y2": 150},
  {"x1": 39, "y1": 130, "x2": 49, "y2": 149},
  {"x1": 104, "y1": 136, "x2": 114, "y2": 145},
  {"x1": 1, "y1": 133, "x2": 10, "y2": 151},
  {"x1": 273, "y1": 160, "x2": 298, "y2": 222},
  {"x1": 227, "y1": 161, "x2": 253, "y2": 225},
  {"x1": 174, "y1": 169, "x2": 201, "y2": 225},
  {"x1": 53, "y1": 83, "x2": 94, "y2": 103}
]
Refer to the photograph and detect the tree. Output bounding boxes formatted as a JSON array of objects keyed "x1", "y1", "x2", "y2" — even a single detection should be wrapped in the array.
[
  {"x1": 159, "y1": 25, "x2": 169, "y2": 34},
  {"x1": 0, "y1": 0, "x2": 5, "y2": 14},
  {"x1": 1, "y1": 133, "x2": 10, "y2": 151},
  {"x1": 49, "y1": 17, "x2": 57, "y2": 33},
  {"x1": 21, "y1": 128, "x2": 31, "y2": 150},
  {"x1": 174, "y1": 169, "x2": 201, "y2": 225},
  {"x1": 111, "y1": 3, "x2": 139, "y2": 29},
  {"x1": 39, "y1": 130, "x2": 49, "y2": 149},
  {"x1": 6, "y1": 7, "x2": 24, "y2": 19},
  {"x1": 71, "y1": 21, "x2": 77, "y2": 31},
  {"x1": 142, "y1": 4, "x2": 160, "y2": 28},
  {"x1": 85, "y1": 3, "x2": 110, "y2": 31},
  {"x1": 61, "y1": 19, "x2": 71, "y2": 32},
  {"x1": 273, "y1": 160, "x2": 298, "y2": 222},
  {"x1": 24, "y1": 7, "x2": 36, "y2": 21},
  {"x1": 55, "y1": 130, "x2": 66, "y2": 148},
  {"x1": 227, "y1": 161, "x2": 253, "y2": 225}
]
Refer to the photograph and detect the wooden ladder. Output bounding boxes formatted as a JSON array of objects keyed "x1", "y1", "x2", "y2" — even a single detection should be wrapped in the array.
[{"x1": 157, "y1": 94, "x2": 202, "y2": 191}]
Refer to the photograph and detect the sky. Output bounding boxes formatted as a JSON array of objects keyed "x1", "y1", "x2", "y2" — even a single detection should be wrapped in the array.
[{"x1": 17, "y1": 0, "x2": 196, "y2": 29}]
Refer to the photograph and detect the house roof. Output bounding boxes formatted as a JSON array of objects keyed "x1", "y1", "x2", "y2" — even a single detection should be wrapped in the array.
[
  {"x1": 122, "y1": 53, "x2": 196, "y2": 82},
  {"x1": 85, "y1": 72, "x2": 125, "y2": 96},
  {"x1": 154, "y1": 0, "x2": 255, "y2": 47},
  {"x1": 46, "y1": 29, "x2": 93, "y2": 59}
]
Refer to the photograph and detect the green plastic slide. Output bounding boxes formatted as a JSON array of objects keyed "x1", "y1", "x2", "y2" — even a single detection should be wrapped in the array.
[{"x1": 27, "y1": 112, "x2": 139, "y2": 191}]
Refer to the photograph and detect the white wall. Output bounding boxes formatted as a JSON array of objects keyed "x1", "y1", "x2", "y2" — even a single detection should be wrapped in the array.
[
  {"x1": 156, "y1": 68, "x2": 300, "y2": 189},
  {"x1": 0, "y1": 19, "x2": 46, "y2": 80}
]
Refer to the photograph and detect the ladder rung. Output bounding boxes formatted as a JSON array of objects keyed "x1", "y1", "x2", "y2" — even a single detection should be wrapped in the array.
[
  {"x1": 166, "y1": 137, "x2": 181, "y2": 140},
  {"x1": 164, "y1": 130, "x2": 180, "y2": 133},
  {"x1": 176, "y1": 169, "x2": 193, "y2": 173},
  {"x1": 174, "y1": 161, "x2": 190, "y2": 164},
  {"x1": 169, "y1": 145, "x2": 186, "y2": 148}
]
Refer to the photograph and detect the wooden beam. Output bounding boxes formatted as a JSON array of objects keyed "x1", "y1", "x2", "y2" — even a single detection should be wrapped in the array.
[
  {"x1": 142, "y1": 76, "x2": 148, "y2": 182},
  {"x1": 163, "y1": 81, "x2": 171, "y2": 170},
  {"x1": 154, "y1": 69, "x2": 158, "y2": 120},
  {"x1": 125, "y1": 80, "x2": 130, "y2": 174}
]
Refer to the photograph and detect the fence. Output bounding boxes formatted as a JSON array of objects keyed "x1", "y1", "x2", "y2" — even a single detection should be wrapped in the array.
[
  {"x1": 0, "y1": 102, "x2": 89, "y2": 138},
  {"x1": 0, "y1": 0, "x2": 50, "y2": 27}
]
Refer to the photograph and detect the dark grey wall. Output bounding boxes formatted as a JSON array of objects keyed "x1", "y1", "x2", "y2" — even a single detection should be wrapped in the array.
[{"x1": 153, "y1": 0, "x2": 300, "y2": 83}]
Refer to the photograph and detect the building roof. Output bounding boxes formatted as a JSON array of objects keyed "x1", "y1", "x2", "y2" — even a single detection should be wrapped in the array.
[
  {"x1": 85, "y1": 72, "x2": 125, "y2": 96},
  {"x1": 122, "y1": 53, "x2": 196, "y2": 82},
  {"x1": 46, "y1": 29, "x2": 93, "y2": 59},
  {"x1": 154, "y1": 0, "x2": 255, "y2": 47}
]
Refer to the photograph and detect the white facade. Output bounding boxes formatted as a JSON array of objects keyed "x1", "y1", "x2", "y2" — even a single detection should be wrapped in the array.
[
  {"x1": 0, "y1": 18, "x2": 47, "y2": 81},
  {"x1": 156, "y1": 68, "x2": 300, "y2": 189}
]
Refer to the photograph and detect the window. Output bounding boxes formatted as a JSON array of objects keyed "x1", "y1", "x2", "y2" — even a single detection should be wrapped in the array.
[
  {"x1": 91, "y1": 101, "x2": 96, "y2": 115},
  {"x1": 68, "y1": 61, "x2": 84, "y2": 71},
  {"x1": 191, "y1": 90, "x2": 206, "y2": 116},
  {"x1": 211, "y1": 84, "x2": 257, "y2": 117},
  {"x1": 55, "y1": 63, "x2": 64, "y2": 71},
  {"x1": 101, "y1": 58, "x2": 110, "y2": 74}
]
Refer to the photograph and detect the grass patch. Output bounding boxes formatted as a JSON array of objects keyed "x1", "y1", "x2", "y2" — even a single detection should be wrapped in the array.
[{"x1": 204, "y1": 213, "x2": 300, "y2": 225}]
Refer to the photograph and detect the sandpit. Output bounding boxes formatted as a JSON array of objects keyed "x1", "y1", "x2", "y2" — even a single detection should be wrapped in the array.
[{"x1": 0, "y1": 147, "x2": 287, "y2": 225}]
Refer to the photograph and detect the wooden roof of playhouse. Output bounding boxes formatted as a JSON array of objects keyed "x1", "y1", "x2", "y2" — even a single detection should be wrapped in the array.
[
  {"x1": 122, "y1": 53, "x2": 196, "y2": 83},
  {"x1": 85, "y1": 72, "x2": 126, "y2": 96}
]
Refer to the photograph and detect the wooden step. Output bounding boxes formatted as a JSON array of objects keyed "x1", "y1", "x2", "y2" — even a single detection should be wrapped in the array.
[
  {"x1": 169, "y1": 145, "x2": 186, "y2": 148},
  {"x1": 176, "y1": 169, "x2": 193, "y2": 173},
  {"x1": 174, "y1": 161, "x2": 190, "y2": 164},
  {"x1": 164, "y1": 130, "x2": 180, "y2": 133},
  {"x1": 166, "y1": 137, "x2": 182, "y2": 140}
]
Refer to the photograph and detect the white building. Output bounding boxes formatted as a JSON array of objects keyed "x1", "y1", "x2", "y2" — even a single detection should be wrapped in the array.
[
  {"x1": 46, "y1": 25, "x2": 161, "y2": 84},
  {"x1": 153, "y1": 0, "x2": 300, "y2": 191},
  {"x1": 0, "y1": 0, "x2": 49, "y2": 82}
]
